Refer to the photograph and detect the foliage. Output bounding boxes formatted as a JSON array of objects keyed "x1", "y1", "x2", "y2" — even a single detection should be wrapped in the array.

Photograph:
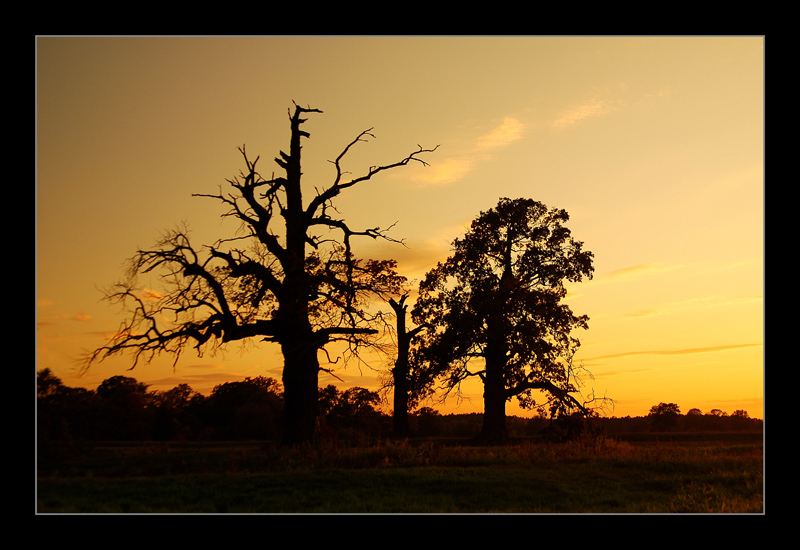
[
  {"x1": 36, "y1": 370, "x2": 763, "y2": 446},
  {"x1": 201, "y1": 376, "x2": 284, "y2": 440},
  {"x1": 94, "y1": 376, "x2": 154, "y2": 440},
  {"x1": 648, "y1": 402, "x2": 682, "y2": 432},
  {"x1": 317, "y1": 384, "x2": 385, "y2": 443},
  {"x1": 411, "y1": 197, "x2": 598, "y2": 442},
  {"x1": 540, "y1": 411, "x2": 604, "y2": 443}
]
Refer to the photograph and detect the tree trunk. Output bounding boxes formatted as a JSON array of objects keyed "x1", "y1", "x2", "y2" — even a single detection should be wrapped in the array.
[
  {"x1": 280, "y1": 334, "x2": 320, "y2": 446},
  {"x1": 278, "y1": 106, "x2": 317, "y2": 446},
  {"x1": 478, "y1": 342, "x2": 508, "y2": 444},
  {"x1": 392, "y1": 363, "x2": 410, "y2": 438},
  {"x1": 389, "y1": 296, "x2": 415, "y2": 439}
]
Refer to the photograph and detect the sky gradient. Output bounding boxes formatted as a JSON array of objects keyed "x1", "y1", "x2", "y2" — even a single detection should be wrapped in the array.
[{"x1": 36, "y1": 36, "x2": 764, "y2": 419}]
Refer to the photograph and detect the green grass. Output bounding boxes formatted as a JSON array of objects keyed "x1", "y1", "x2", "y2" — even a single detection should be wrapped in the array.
[{"x1": 36, "y1": 435, "x2": 763, "y2": 514}]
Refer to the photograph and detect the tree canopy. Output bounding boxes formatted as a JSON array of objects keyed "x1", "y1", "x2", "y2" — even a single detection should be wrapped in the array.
[{"x1": 412, "y1": 197, "x2": 599, "y2": 443}]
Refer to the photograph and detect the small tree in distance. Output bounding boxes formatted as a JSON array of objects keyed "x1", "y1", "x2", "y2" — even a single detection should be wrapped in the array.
[
  {"x1": 648, "y1": 402, "x2": 681, "y2": 432},
  {"x1": 82, "y1": 103, "x2": 437, "y2": 445}
]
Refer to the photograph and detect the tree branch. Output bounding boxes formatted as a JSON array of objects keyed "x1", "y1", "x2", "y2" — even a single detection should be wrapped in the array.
[{"x1": 306, "y1": 134, "x2": 437, "y2": 221}]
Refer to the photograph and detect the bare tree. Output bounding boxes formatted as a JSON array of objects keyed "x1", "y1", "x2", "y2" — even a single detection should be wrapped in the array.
[
  {"x1": 84, "y1": 103, "x2": 436, "y2": 445},
  {"x1": 387, "y1": 294, "x2": 426, "y2": 438}
]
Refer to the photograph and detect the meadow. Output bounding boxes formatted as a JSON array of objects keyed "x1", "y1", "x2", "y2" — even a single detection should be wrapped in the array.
[{"x1": 36, "y1": 432, "x2": 762, "y2": 514}]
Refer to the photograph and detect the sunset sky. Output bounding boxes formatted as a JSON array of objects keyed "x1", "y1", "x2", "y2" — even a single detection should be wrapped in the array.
[{"x1": 36, "y1": 36, "x2": 764, "y2": 419}]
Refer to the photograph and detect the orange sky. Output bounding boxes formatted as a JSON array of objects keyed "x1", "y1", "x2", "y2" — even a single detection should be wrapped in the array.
[{"x1": 36, "y1": 36, "x2": 764, "y2": 419}]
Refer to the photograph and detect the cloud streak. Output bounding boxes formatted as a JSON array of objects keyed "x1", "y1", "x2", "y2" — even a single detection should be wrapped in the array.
[
  {"x1": 416, "y1": 157, "x2": 476, "y2": 186},
  {"x1": 475, "y1": 116, "x2": 526, "y2": 150},
  {"x1": 622, "y1": 295, "x2": 763, "y2": 319},
  {"x1": 413, "y1": 116, "x2": 527, "y2": 186},
  {"x1": 585, "y1": 343, "x2": 762, "y2": 362},
  {"x1": 566, "y1": 262, "x2": 686, "y2": 297},
  {"x1": 552, "y1": 98, "x2": 616, "y2": 129},
  {"x1": 605, "y1": 262, "x2": 683, "y2": 280}
]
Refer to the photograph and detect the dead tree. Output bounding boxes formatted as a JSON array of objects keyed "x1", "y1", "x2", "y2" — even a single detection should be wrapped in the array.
[
  {"x1": 388, "y1": 294, "x2": 426, "y2": 438},
  {"x1": 83, "y1": 103, "x2": 437, "y2": 445}
]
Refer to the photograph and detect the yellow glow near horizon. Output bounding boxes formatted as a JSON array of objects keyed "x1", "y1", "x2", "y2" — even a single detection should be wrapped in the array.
[{"x1": 36, "y1": 36, "x2": 763, "y2": 420}]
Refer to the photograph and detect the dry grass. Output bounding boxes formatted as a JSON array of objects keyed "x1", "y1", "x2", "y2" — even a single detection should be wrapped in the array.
[{"x1": 36, "y1": 435, "x2": 763, "y2": 513}]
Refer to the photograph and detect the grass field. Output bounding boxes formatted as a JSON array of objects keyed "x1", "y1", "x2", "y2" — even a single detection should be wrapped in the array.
[{"x1": 36, "y1": 433, "x2": 763, "y2": 514}]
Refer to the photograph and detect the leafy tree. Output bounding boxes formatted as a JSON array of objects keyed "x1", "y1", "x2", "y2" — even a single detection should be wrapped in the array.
[
  {"x1": 317, "y1": 384, "x2": 384, "y2": 441},
  {"x1": 38, "y1": 369, "x2": 98, "y2": 444},
  {"x1": 83, "y1": 103, "x2": 435, "y2": 445},
  {"x1": 648, "y1": 402, "x2": 681, "y2": 432},
  {"x1": 415, "y1": 406, "x2": 443, "y2": 437},
  {"x1": 412, "y1": 197, "x2": 599, "y2": 443},
  {"x1": 730, "y1": 409, "x2": 753, "y2": 431},
  {"x1": 151, "y1": 383, "x2": 203, "y2": 441},
  {"x1": 203, "y1": 376, "x2": 283, "y2": 440},
  {"x1": 37, "y1": 367, "x2": 63, "y2": 398},
  {"x1": 336, "y1": 386, "x2": 382, "y2": 418},
  {"x1": 318, "y1": 384, "x2": 341, "y2": 418},
  {"x1": 95, "y1": 376, "x2": 154, "y2": 440},
  {"x1": 684, "y1": 407, "x2": 704, "y2": 431}
]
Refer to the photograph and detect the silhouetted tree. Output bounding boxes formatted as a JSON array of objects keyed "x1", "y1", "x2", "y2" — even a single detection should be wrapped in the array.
[
  {"x1": 412, "y1": 198, "x2": 599, "y2": 444},
  {"x1": 37, "y1": 368, "x2": 63, "y2": 398},
  {"x1": 730, "y1": 409, "x2": 752, "y2": 431},
  {"x1": 317, "y1": 384, "x2": 384, "y2": 441},
  {"x1": 541, "y1": 411, "x2": 599, "y2": 442},
  {"x1": 151, "y1": 383, "x2": 203, "y2": 441},
  {"x1": 684, "y1": 407, "x2": 704, "y2": 431},
  {"x1": 415, "y1": 406, "x2": 443, "y2": 438},
  {"x1": 38, "y1": 368, "x2": 97, "y2": 441},
  {"x1": 648, "y1": 402, "x2": 681, "y2": 432},
  {"x1": 83, "y1": 103, "x2": 436, "y2": 445},
  {"x1": 387, "y1": 294, "x2": 427, "y2": 438},
  {"x1": 203, "y1": 376, "x2": 283, "y2": 440},
  {"x1": 95, "y1": 375, "x2": 154, "y2": 440}
]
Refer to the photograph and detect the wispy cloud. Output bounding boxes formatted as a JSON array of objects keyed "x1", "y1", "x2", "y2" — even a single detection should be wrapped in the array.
[
  {"x1": 86, "y1": 329, "x2": 131, "y2": 341},
  {"x1": 552, "y1": 98, "x2": 616, "y2": 129},
  {"x1": 605, "y1": 262, "x2": 681, "y2": 280},
  {"x1": 621, "y1": 295, "x2": 763, "y2": 319},
  {"x1": 567, "y1": 263, "x2": 685, "y2": 295},
  {"x1": 417, "y1": 157, "x2": 476, "y2": 186},
  {"x1": 137, "y1": 288, "x2": 164, "y2": 302},
  {"x1": 625, "y1": 309, "x2": 658, "y2": 318},
  {"x1": 475, "y1": 116, "x2": 526, "y2": 150},
  {"x1": 413, "y1": 116, "x2": 526, "y2": 186},
  {"x1": 587, "y1": 367, "x2": 655, "y2": 378},
  {"x1": 585, "y1": 343, "x2": 762, "y2": 362}
]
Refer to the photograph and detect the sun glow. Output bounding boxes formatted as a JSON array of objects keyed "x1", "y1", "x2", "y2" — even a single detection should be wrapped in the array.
[{"x1": 37, "y1": 36, "x2": 763, "y2": 420}]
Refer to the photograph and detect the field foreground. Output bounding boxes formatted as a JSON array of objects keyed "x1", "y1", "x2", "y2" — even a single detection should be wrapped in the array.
[{"x1": 36, "y1": 433, "x2": 763, "y2": 514}]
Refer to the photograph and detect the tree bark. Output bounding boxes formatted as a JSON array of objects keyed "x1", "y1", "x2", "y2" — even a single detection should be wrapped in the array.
[
  {"x1": 392, "y1": 368, "x2": 410, "y2": 438},
  {"x1": 280, "y1": 330, "x2": 320, "y2": 446},
  {"x1": 390, "y1": 296, "x2": 411, "y2": 438},
  {"x1": 477, "y1": 343, "x2": 509, "y2": 444},
  {"x1": 276, "y1": 106, "x2": 319, "y2": 446}
]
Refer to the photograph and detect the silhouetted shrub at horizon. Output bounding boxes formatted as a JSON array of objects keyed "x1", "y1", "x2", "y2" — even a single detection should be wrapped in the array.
[{"x1": 36, "y1": 369, "x2": 762, "y2": 444}]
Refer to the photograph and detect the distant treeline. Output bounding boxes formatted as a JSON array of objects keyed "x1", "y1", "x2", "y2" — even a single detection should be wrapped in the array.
[{"x1": 36, "y1": 369, "x2": 762, "y2": 443}]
